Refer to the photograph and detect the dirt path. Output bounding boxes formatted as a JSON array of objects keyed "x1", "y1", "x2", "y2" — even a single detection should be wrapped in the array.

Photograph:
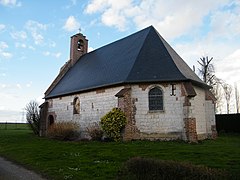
[{"x1": 0, "y1": 157, "x2": 46, "y2": 180}]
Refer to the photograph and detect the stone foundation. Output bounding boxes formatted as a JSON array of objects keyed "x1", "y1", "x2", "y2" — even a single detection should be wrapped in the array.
[{"x1": 139, "y1": 132, "x2": 182, "y2": 141}]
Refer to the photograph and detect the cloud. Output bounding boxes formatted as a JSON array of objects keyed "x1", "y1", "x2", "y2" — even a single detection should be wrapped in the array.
[
  {"x1": 43, "y1": 51, "x2": 61, "y2": 58},
  {"x1": 36, "y1": 96, "x2": 44, "y2": 105},
  {"x1": 0, "y1": 83, "x2": 6, "y2": 88},
  {"x1": 11, "y1": 31, "x2": 27, "y2": 40},
  {"x1": 16, "y1": 83, "x2": 22, "y2": 89},
  {"x1": 0, "y1": 24, "x2": 6, "y2": 32},
  {"x1": 0, "y1": 52, "x2": 12, "y2": 58},
  {"x1": 0, "y1": 83, "x2": 24, "y2": 90},
  {"x1": 43, "y1": 51, "x2": 50, "y2": 56},
  {"x1": 0, "y1": 82, "x2": 42, "y2": 122},
  {"x1": 0, "y1": 106, "x2": 5, "y2": 110},
  {"x1": 85, "y1": 0, "x2": 240, "y2": 86},
  {"x1": 85, "y1": 0, "x2": 108, "y2": 14},
  {"x1": 31, "y1": 31, "x2": 44, "y2": 45},
  {"x1": 208, "y1": 7, "x2": 240, "y2": 40},
  {"x1": 25, "y1": 20, "x2": 47, "y2": 45},
  {"x1": 25, "y1": 20, "x2": 47, "y2": 31},
  {"x1": 85, "y1": 0, "x2": 133, "y2": 31},
  {"x1": 28, "y1": 46, "x2": 35, "y2": 50},
  {"x1": 0, "y1": 73, "x2": 6, "y2": 77},
  {"x1": 26, "y1": 81, "x2": 32, "y2": 88},
  {"x1": 0, "y1": 41, "x2": 8, "y2": 49},
  {"x1": 63, "y1": 16, "x2": 80, "y2": 32},
  {"x1": 15, "y1": 42, "x2": 26, "y2": 48},
  {"x1": 0, "y1": 110, "x2": 22, "y2": 123},
  {"x1": 0, "y1": 0, "x2": 21, "y2": 7},
  {"x1": 0, "y1": 41, "x2": 12, "y2": 59},
  {"x1": 54, "y1": 52, "x2": 61, "y2": 58},
  {"x1": 85, "y1": 0, "x2": 231, "y2": 38},
  {"x1": 215, "y1": 49, "x2": 240, "y2": 84}
]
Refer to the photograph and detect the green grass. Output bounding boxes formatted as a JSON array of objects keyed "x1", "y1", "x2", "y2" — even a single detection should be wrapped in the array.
[
  {"x1": 0, "y1": 128, "x2": 239, "y2": 179},
  {"x1": 0, "y1": 123, "x2": 29, "y2": 130}
]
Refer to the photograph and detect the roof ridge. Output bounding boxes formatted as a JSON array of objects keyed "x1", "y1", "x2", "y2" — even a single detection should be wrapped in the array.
[
  {"x1": 124, "y1": 26, "x2": 153, "y2": 82},
  {"x1": 154, "y1": 29, "x2": 208, "y2": 87},
  {"x1": 46, "y1": 25, "x2": 210, "y2": 99}
]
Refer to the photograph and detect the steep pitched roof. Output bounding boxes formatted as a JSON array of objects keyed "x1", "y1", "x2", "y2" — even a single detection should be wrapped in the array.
[{"x1": 45, "y1": 26, "x2": 207, "y2": 99}]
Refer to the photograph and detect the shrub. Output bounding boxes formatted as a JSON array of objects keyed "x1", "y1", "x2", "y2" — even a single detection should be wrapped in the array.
[
  {"x1": 118, "y1": 157, "x2": 230, "y2": 180},
  {"x1": 86, "y1": 122, "x2": 103, "y2": 141},
  {"x1": 25, "y1": 100, "x2": 40, "y2": 136},
  {"x1": 47, "y1": 121, "x2": 80, "y2": 141},
  {"x1": 100, "y1": 108, "x2": 127, "y2": 141}
]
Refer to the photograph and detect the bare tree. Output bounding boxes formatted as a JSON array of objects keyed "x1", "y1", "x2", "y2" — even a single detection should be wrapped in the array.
[
  {"x1": 212, "y1": 82, "x2": 223, "y2": 113},
  {"x1": 198, "y1": 56, "x2": 215, "y2": 84},
  {"x1": 25, "y1": 100, "x2": 40, "y2": 135},
  {"x1": 235, "y1": 83, "x2": 239, "y2": 113},
  {"x1": 197, "y1": 56, "x2": 223, "y2": 112},
  {"x1": 222, "y1": 83, "x2": 232, "y2": 114}
]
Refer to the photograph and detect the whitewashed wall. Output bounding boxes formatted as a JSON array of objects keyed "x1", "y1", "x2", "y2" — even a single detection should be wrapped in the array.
[
  {"x1": 48, "y1": 86, "x2": 123, "y2": 130},
  {"x1": 190, "y1": 86, "x2": 207, "y2": 136},
  {"x1": 205, "y1": 99, "x2": 216, "y2": 135},
  {"x1": 47, "y1": 83, "x2": 215, "y2": 140},
  {"x1": 132, "y1": 84, "x2": 185, "y2": 138}
]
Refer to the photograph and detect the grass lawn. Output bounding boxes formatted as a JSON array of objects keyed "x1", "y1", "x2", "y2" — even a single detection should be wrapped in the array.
[{"x1": 0, "y1": 126, "x2": 239, "y2": 179}]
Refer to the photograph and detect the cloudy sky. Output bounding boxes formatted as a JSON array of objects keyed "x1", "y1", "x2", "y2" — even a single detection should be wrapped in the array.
[{"x1": 0, "y1": 0, "x2": 239, "y2": 122}]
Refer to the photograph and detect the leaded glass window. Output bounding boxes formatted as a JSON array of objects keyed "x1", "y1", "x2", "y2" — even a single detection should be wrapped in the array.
[{"x1": 149, "y1": 87, "x2": 163, "y2": 110}]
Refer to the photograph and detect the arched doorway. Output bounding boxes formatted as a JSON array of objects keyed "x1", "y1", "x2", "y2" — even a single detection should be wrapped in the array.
[{"x1": 48, "y1": 115, "x2": 54, "y2": 126}]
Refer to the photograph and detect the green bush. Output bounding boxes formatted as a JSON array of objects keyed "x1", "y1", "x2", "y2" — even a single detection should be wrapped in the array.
[
  {"x1": 47, "y1": 121, "x2": 80, "y2": 141},
  {"x1": 118, "y1": 157, "x2": 231, "y2": 180},
  {"x1": 100, "y1": 108, "x2": 127, "y2": 141}
]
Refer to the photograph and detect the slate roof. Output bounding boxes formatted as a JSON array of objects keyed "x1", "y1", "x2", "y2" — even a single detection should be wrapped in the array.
[{"x1": 45, "y1": 26, "x2": 208, "y2": 99}]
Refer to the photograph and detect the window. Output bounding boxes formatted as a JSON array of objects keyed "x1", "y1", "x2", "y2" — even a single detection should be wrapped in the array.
[
  {"x1": 149, "y1": 87, "x2": 163, "y2": 111},
  {"x1": 170, "y1": 84, "x2": 176, "y2": 96},
  {"x1": 73, "y1": 97, "x2": 80, "y2": 114},
  {"x1": 77, "y1": 39, "x2": 84, "y2": 51}
]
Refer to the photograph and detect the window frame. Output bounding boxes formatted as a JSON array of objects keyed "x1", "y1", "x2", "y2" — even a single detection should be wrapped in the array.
[{"x1": 148, "y1": 86, "x2": 164, "y2": 111}]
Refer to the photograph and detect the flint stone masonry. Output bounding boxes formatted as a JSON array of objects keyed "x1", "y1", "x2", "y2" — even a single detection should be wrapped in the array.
[
  {"x1": 131, "y1": 84, "x2": 185, "y2": 140},
  {"x1": 48, "y1": 86, "x2": 123, "y2": 135},
  {"x1": 45, "y1": 82, "x2": 217, "y2": 142},
  {"x1": 190, "y1": 86, "x2": 206, "y2": 136}
]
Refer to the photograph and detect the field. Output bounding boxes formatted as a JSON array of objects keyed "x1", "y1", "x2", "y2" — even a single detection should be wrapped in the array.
[
  {"x1": 0, "y1": 123, "x2": 29, "y2": 130},
  {"x1": 0, "y1": 124, "x2": 239, "y2": 179}
]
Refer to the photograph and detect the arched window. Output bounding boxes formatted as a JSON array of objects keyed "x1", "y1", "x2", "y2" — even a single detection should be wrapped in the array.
[
  {"x1": 77, "y1": 39, "x2": 84, "y2": 51},
  {"x1": 73, "y1": 97, "x2": 80, "y2": 114},
  {"x1": 149, "y1": 87, "x2": 163, "y2": 110}
]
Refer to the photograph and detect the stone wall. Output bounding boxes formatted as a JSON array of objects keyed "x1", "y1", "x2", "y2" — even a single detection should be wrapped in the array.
[
  {"x1": 190, "y1": 86, "x2": 207, "y2": 139},
  {"x1": 131, "y1": 83, "x2": 185, "y2": 140},
  {"x1": 205, "y1": 91, "x2": 217, "y2": 139},
  {"x1": 46, "y1": 83, "x2": 216, "y2": 141},
  {"x1": 47, "y1": 86, "x2": 123, "y2": 137}
]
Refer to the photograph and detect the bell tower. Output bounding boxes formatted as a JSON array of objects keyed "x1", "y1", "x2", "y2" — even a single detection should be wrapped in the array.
[{"x1": 70, "y1": 33, "x2": 88, "y2": 66}]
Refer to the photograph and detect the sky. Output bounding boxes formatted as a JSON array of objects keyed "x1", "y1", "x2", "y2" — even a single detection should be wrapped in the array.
[{"x1": 0, "y1": 0, "x2": 240, "y2": 122}]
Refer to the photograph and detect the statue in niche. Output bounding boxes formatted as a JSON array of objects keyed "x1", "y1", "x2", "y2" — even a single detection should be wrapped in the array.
[{"x1": 73, "y1": 97, "x2": 80, "y2": 114}]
